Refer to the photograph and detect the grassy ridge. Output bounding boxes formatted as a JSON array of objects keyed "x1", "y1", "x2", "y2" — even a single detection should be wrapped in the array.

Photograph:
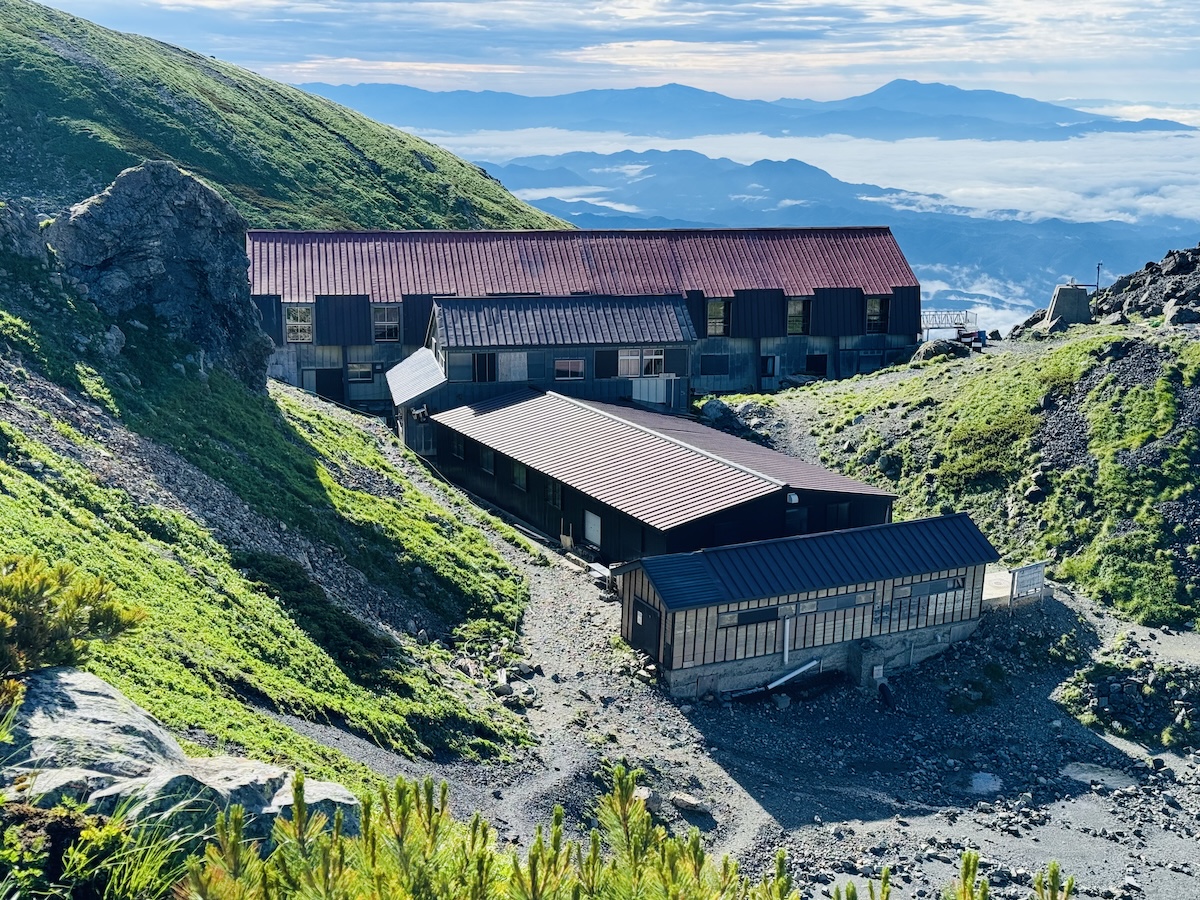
[
  {"x1": 0, "y1": 0, "x2": 562, "y2": 230},
  {"x1": 741, "y1": 331, "x2": 1199, "y2": 625},
  {"x1": 0, "y1": 245, "x2": 530, "y2": 782}
]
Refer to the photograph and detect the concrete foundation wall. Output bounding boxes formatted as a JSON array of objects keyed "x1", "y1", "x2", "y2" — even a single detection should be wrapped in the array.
[{"x1": 660, "y1": 619, "x2": 977, "y2": 699}]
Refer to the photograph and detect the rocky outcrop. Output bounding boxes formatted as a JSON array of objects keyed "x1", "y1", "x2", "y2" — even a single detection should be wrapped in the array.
[
  {"x1": 911, "y1": 339, "x2": 972, "y2": 362},
  {"x1": 1093, "y1": 244, "x2": 1200, "y2": 324},
  {"x1": 0, "y1": 200, "x2": 48, "y2": 261},
  {"x1": 44, "y1": 161, "x2": 271, "y2": 389},
  {"x1": 3, "y1": 668, "x2": 359, "y2": 842}
]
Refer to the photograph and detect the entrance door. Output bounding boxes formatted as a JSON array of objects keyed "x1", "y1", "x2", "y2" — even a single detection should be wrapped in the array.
[
  {"x1": 630, "y1": 599, "x2": 661, "y2": 658},
  {"x1": 314, "y1": 368, "x2": 345, "y2": 404},
  {"x1": 584, "y1": 510, "x2": 602, "y2": 548}
]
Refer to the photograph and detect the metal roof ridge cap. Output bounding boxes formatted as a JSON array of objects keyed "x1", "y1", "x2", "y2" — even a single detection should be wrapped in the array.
[{"x1": 553, "y1": 394, "x2": 786, "y2": 488}]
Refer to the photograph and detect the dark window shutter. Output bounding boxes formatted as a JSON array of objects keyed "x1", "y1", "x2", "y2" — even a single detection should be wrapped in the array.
[
  {"x1": 595, "y1": 349, "x2": 618, "y2": 378},
  {"x1": 664, "y1": 348, "x2": 688, "y2": 376},
  {"x1": 700, "y1": 354, "x2": 730, "y2": 376}
]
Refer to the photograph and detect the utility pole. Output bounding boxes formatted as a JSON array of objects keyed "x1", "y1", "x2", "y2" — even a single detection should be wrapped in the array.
[{"x1": 1095, "y1": 261, "x2": 1103, "y2": 291}]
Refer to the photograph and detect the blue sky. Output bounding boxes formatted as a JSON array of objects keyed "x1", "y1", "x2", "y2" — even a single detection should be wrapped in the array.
[{"x1": 34, "y1": 0, "x2": 1200, "y2": 104}]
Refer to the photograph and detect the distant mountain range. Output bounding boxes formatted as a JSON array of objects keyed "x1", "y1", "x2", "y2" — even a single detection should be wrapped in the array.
[
  {"x1": 477, "y1": 150, "x2": 1196, "y2": 326},
  {"x1": 300, "y1": 80, "x2": 1199, "y2": 329},
  {"x1": 304, "y1": 80, "x2": 1193, "y2": 141}
]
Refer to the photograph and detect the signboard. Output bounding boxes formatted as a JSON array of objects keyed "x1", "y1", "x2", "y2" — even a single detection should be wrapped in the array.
[{"x1": 1010, "y1": 561, "x2": 1047, "y2": 606}]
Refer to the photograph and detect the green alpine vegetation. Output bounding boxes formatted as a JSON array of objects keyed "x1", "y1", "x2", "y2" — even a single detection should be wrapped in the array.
[
  {"x1": 0, "y1": 221, "x2": 531, "y2": 783},
  {"x1": 721, "y1": 328, "x2": 1200, "y2": 626},
  {"x1": 0, "y1": 0, "x2": 563, "y2": 230}
]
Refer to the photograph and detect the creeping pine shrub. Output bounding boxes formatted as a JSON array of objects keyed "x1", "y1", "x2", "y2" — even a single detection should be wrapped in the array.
[{"x1": 0, "y1": 554, "x2": 145, "y2": 680}]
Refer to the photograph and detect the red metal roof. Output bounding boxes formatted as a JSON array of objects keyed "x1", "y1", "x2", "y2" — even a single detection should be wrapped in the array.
[{"x1": 247, "y1": 228, "x2": 918, "y2": 303}]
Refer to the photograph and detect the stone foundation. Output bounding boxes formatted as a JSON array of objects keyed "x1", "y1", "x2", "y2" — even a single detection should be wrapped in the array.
[{"x1": 660, "y1": 620, "x2": 979, "y2": 699}]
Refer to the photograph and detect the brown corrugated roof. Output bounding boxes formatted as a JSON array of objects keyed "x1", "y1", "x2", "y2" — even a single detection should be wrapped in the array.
[
  {"x1": 432, "y1": 390, "x2": 780, "y2": 530},
  {"x1": 247, "y1": 228, "x2": 918, "y2": 303},
  {"x1": 577, "y1": 400, "x2": 893, "y2": 498}
]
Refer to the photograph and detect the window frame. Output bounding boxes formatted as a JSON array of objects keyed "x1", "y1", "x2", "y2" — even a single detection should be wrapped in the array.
[
  {"x1": 473, "y1": 352, "x2": 497, "y2": 383},
  {"x1": 372, "y1": 305, "x2": 400, "y2": 342},
  {"x1": 866, "y1": 296, "x2": 889, "y2": 334},
  {"x1": 451, "y1": 433, "x2": 465, "y2": 459},
  {"x1": 642, "y1": 348, "x2": 665, "y2": 377},
  {"x1": 512, "y1": 460, "x2": 527, "y2": 491},
  {"x1": 480, "y1": 447, "x2": 494, "y2": 475},
  {"x1": 760, "y1": 355, "x2": 777, "y2": 378},
  {"x1": 618, "y1": 348, "x2": 642, "y2": 378},
  {"x1": 545, "y1": 477, "x2": 562, "y2": 509},
  {"x1": 285, "y1": 305, "x2": 314, "y2": 343},
  {"x1": 706, "y1": 299, "x2": 730, "y2": 337},
  {"x1": 554, "y1": 357, "x2": 585, "y2": 381},
  {"x1": 346, "y1": 362, "x2": 374, "y2": 383},
  {"x1": 786, "y1": 298, "x2": 811, "y2": 336}
]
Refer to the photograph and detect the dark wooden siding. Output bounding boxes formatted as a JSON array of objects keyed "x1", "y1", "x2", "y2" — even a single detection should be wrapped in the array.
[
  {"x1": 888, "y1": 285, "x2": 921, "y2": 338},
  {"x1": 403, "y1": 294, "x2": 435, "y2": 352},
  {"x1": 315, "y1": 295, "x2": 371, "y2": 345},
  {"x1": 252, "y1": 294, "x2": 283, "y2": 345},
  {"x1": 731, "y1": 289, "x2": 785, "y2": 338},
  {"x1": 811, "y1": 287, "x2": 866, "y2": 338}
]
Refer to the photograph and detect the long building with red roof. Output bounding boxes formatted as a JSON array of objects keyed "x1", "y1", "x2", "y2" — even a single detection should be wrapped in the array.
[{"x1": 246, "y1": 227, "x2": 921, "y2": 422}]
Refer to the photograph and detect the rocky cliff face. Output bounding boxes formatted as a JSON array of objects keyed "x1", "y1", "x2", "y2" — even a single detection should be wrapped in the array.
[
  {"x1": 0, "y1": 201, "x2": 48, "y2": 261},
  {"x1": 44, "y1": 161, "x2": 271, "y2": 389},
  {"x1": 1093, "y1": 244, "x2": 1200, "y2": 326}
]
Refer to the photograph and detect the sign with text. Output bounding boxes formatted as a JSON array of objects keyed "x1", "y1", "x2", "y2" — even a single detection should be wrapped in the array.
[{"x1": 1010, "y1": 561, "x2": 1047, "y2": 604}]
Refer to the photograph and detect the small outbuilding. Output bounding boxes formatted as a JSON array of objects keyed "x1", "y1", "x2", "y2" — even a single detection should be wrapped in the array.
[{"x1": 613, "y1": 513, "x2": 1000, "y2": 698}]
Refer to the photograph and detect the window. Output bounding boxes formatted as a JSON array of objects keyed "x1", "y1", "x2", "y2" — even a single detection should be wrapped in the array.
[
  {"x1": 372, "y1": 306, "x2": 400, "y2": 342},
  {"x1": 512, "y1": 461, "x2": 527, "y2": 491},
  {"x1": 618, "y1": 349, "x2": 642, "y2": 378},
  {"x1": 866, "y1": 297, "x2": 889, "y2": 334},
  {"x1": 642, "y1": 348, "x2": 664, "y2": 377},
  {"x1": 545, "y1": 477, "x2": 562, "y2": 508},
  {"x1": 451, "y1": 433, "x2": 465, "y2": 459},
  {"x1": 480, "y1": 448, "x2": 494, "y2": 474},
  {"x1": 827, "y1": 502, "x2": 851, "y2": 529},
  {"x1": 786, "y1": 298, "x2": 811, "y2": 336},
  {"x1": 554, "y1": 358, "x2": 584, "y2": 380},
  {"x1": 761, "y1": 355, "x2": 777, "y2": 377},
  {"x1": 447, "y1": 353, "x2": 473, "y2": 382},
  {"x1": 347, "y1": 362, "x2": 373, "y2": 382},
  {"x1": 699, "y1": 354, "x2": 730, "y2": 376},
  {"x1": 473, "y1": 352, "x2": 497, "y2": 382},
  {"x1": 706, "y1": 300, "x2": 730, "y2": 336},
  {"x1": 285, "y1": 306, "x2": 313, "y2": 343}
]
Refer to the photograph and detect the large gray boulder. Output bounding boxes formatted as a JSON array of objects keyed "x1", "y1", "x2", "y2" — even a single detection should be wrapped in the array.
[
  {"x1": 3, "y1": 668, "x2": 359, "y2": 842},
  {"x1": 911, "y1": 339, "x2": 971, "y2": 362},
  {"x1": 44, "y1": 161, "x2": 271, "y2": 389}
]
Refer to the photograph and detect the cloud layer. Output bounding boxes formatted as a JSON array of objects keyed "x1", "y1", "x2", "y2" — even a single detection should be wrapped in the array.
[{"x1": 40, "y1": 0, "x2": 1200, "y2": 103}]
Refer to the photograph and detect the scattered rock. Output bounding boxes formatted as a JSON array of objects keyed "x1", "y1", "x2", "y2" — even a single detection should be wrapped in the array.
[{"x1": 669, "y1": 791, "x2": 711, "y2": 815}]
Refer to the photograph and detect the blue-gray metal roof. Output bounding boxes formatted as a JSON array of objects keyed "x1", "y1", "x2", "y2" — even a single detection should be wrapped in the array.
[
  {"x1": 434, "y1": 295, "x2": 696, "y2": 349},
  {"x1": 385, "y1": 347, "x2": 446, "y2": 407},
  {"x1": 622, "y1": 514, "x2": 999, "y2": 610}
]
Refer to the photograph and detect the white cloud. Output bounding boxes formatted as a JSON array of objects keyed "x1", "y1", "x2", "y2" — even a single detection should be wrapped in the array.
[{"x1": 416, "y1": 125, "x2": 1200, "y2": 225}]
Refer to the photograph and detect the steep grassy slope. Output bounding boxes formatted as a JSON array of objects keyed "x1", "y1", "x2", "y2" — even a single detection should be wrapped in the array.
[
  {"x1": 718, "y1": 328, "x2": 1200, "y2": 626},
  {"x1": 0, "y1": 241, "x2": 535, "y2": 788},
  {"x1": 0, "y1": 0, "x2": 562, "y2": 229}
]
